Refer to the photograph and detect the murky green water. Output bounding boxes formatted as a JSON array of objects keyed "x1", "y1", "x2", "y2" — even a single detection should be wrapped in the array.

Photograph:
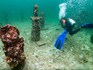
[
  {"x1": 0, "y1": 0, "x2": 93, "y2": 24},
  {"x1": 0, "y1": 0, "x2": 93, "y2": 70}
]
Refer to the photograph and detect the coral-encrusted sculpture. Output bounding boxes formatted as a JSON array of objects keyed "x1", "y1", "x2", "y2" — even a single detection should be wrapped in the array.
[
  {"x1": 30, "y1": 5, "x2": 42, "y2": 41},
  {"x1": 0, "y1": 24, "x2": 26, "y2": 69}
]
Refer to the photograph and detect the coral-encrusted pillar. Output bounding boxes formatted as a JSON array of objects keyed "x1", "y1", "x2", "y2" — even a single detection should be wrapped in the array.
[
  {"x1": 30, "y1": 5, "x2": 41, "y2": 41},
  {"x1": 0, "y1": 24, "x2": 26, "y2": 69}
]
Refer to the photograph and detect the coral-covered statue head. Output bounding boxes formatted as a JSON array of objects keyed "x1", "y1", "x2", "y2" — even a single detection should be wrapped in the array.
[{"x1": 0, "y1": 24, "x2": 19, "y2": 43}]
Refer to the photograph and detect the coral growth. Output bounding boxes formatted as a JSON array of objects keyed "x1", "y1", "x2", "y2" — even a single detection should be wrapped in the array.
[
  {"x1": 30, "y1": 5, "x2": 41, "y2": 41},
  {"x1": 0, "y1": 24, "x2": 26, "y2": 68}
]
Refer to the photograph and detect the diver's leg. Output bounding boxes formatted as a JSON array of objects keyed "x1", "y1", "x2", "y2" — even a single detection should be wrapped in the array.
[{"x1": 69, "y1": 28, "x2": 81, "y2": 35}]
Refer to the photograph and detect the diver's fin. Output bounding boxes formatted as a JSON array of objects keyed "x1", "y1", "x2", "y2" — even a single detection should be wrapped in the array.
[
  {"x1": 54, "y1": 30, "x2": 68, "y2": 50},
  {"x1": 81, "y1": 23, "x2": 93, "y2": 28}
]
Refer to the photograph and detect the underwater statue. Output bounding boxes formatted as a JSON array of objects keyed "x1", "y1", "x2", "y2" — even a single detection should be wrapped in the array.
[
  {"x1": 54, "y1": 3, "x2": 93, "y2": 50},
  {"x1": 0, "y1": 24, "x2": 26, "y2": 69},
  {"x1": 40, "y1": 12, "x2": 45, "y2": 29},
  {"x1": 30, "y1": 5, "x2": 42, "y2": 41}
]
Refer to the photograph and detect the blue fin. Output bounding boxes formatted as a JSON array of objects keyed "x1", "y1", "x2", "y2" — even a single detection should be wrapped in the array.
[
  {"x1": 54, "y1": 30, "x2": 68, "y2": 50},
  {"x1": 81, "y1": 23, "x2": 93, "y2": 28}
]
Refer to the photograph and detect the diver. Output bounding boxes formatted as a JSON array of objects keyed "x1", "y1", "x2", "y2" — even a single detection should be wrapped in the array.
[
  {"x1": 60, "y1": 17, "x2": 82, "y2": 35},
  {"x1": 54, "y1": 3, "x2": 93, "y2": 50},
  {"x1": 55, "y1": 17, "x2": 93, "y2": 50}
]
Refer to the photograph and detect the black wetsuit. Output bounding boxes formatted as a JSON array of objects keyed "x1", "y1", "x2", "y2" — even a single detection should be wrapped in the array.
[{"x1": 60, "y1": 18, "x2": 81, "y2": 35}]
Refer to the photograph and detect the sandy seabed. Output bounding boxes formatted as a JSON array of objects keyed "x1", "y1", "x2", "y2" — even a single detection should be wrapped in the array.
[{"x1": 0, "y1": 21, "x2": 93, "y2": 70}]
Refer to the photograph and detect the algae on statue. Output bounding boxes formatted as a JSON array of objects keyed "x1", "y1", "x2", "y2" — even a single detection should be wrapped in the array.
[{"x1": 30, "y1": 5, "x2": 42, "y2": 41}]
